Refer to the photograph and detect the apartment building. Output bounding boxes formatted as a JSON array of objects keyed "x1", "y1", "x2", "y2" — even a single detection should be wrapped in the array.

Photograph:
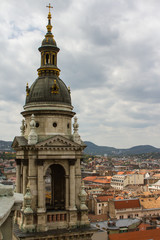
[
  {"x1": 111, "y1": 174, "x2": 144, "y2": 190},
  {"x1": 109, "y1": 199, "x2": 142, "y2": 219},
  {"x1": 148, "y1": 180, "x2": 160, "y2": 191}
]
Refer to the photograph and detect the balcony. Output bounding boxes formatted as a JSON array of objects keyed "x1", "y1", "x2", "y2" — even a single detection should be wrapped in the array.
[{"x1": 46, "y1": 211, "x2": 68, "y2": 229}]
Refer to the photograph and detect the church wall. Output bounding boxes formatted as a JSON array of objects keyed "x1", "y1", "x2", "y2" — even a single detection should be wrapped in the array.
[{"x1": 24, "y1": 114, "x2": 72, "y2": 137}]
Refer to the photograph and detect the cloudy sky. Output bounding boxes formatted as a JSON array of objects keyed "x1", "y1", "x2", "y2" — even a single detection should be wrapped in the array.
[{"x1": 1, "y1": 0, "x2": 160, "y2": 148}]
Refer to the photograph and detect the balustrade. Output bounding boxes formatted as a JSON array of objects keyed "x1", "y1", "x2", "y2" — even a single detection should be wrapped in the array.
[{"x1": 47, "y1": 212, "x2": 67, "y2": 222}]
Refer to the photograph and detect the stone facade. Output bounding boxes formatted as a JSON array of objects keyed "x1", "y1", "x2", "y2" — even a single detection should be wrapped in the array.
[
  {"x1": 0, "y1": 184, "x2": 23, "y2": 240},
  {"x1": 12, "y1": 6, "x2": 95, "y2": 240},
  {"x1": 108, "y1": 198, "x2": 160, "y2": 220},
  {"x1": 111, "y1": 174, "x2": 144, "y2": 190}
]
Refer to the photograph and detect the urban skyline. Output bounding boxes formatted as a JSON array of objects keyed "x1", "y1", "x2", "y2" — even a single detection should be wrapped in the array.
[{"x1": 1, "y1": 0, "x2": 160, "y2": 148}]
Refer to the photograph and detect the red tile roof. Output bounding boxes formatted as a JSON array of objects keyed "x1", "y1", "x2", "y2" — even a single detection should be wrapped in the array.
[
  {"x1": 117, "y1": 172, "x2": 124, "y2": 175},
  {"x1": 115, "y1": 196, "x2": 124, "y2": 200},
  {"x1": 83, "y1": 176, "x2": 97, "y2": 181},
  {"x1": 114, "y1": 199, "x2": 140, "y2": 210},
  {"x1": 83, "y1": 176, "x2": 112, "y2": 184},
  {"x1": 93, "y1": 179, "x2": 111, "y2": 184},
  {"x1": 109, "y1": 229, "x2": 160, "y2": 240},
  {"x1": 138, "y1": 223, "x2": 151, "y2": 231},
  {"x1": 97, "y1": 195, "x2": 113, "y2": 202}
]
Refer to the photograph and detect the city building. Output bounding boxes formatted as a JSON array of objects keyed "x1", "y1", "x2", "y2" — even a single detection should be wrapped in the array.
[
  {"x1": 148, "y1": 180, "x2": 160, "y2": 191},
  {"x1": 111, "y1": 174, "x2": 144, "y2": 190},
  {"x1": 108, "y1": 199, "x2": 142, "y2": 219},
  {"x1": 12, "y1": 5, "x2": 95, "y2": 240},
  {"x1": 94, "y1": 195, "x2": 113, "y2": 215}
]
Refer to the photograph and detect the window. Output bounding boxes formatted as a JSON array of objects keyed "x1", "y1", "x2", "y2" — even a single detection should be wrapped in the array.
[
  {"x1": 53, "y1": 122, "x2": 57, "y2": 128},
  {"x1": 53, "y1": 55, "x2": 55, "y2": 65},
  {"x1": 36, "y1": 122, "x2": 39, "y2": 128},
  {"x1": 46, "y1": 54, "x2": 49, "y2": 64}
]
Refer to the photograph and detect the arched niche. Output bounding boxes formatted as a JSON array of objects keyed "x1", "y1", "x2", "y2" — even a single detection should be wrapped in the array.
[
  {"x1": 45, "y1": 164, "x2": 65, "y2": 211},
  {"x1": 45, "y1": 53, "x2": 50, "y2": 64}
]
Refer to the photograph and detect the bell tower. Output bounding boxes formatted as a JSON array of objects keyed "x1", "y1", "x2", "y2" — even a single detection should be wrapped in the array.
[{"x1": 12, "y1": 4, "x2": 95, "y2": 240}]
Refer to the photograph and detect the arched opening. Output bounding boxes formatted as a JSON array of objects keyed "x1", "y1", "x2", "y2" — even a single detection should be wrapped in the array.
[
  {"x1": 46, "y1": 54, "x2": 49, "y2": 64},
  {"x1": 45, "y1": 164, "x2": 65, "y2": 211},
  {"x1": 52, "y1": 55, "x2": 55, "y2": 65}
]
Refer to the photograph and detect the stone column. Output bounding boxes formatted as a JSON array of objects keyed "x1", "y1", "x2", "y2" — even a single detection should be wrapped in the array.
[
  {"x1": 37, "y1": 160, "x2": 45, "y2": 210},
  {"x1": 37, "y1": 160, "x2": 46, "y2": 232},
  {"x1": 22, "y1": 159, "x2": 28, "y2": 195},
  {"x1": 69, "y1": 160, "x2": 76, "y2": 210},
  {"x1": 75, "y1": 158, "x2": 81, "y2": 208},
  {"x1": 65, "y1": 175, "x2": 69, "y2": 210},
  {"x1": 16, "y1": 159, "x2": 21, "y2": 193},
  {"x1": 28, "y1": 151, "x2": 37, "y2": 211}
]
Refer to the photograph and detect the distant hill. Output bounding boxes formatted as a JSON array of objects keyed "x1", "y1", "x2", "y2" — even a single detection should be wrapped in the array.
[
  {"x1": 84, "y1": 141, "x2": 160, "y2": 156},
  {"x1": 0, "y1": 140, "x2": 160, "y2": 156},
  {"x1": 0, "y1": 140, "x2": 13, "y2": 151}
]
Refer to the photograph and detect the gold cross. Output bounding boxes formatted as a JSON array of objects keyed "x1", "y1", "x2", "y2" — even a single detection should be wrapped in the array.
[{"x1": 46, "y1": 3, "x2": 53, "y2": 13}]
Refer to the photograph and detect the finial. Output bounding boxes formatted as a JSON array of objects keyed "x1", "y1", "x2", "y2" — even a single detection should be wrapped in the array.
[
  {"x1": 73, "y1": 116, "x2": 82, "y2": 144},
  {"x1": 28, "y1": 114, "x2": 38, "y2": 145},
  {"x1": 24, "y1": 186, "x2": 33, "y2": 214},
  {"x1": 46, "y1": 3, "x2": 53, "y2": 33},
  {"x1": 79, "y1": 181, "x2": 88, "y2": 210},
  {"x1": 26, "y1": 83, "x2": 30, "y2": 96},
  {"x1": 20, "y1": 119, "x2": 25, "y2": 136},
  {"x1": 68, "y1": 86, "x2": 71, "y2": 94},
  {"x1": 46, "y1": 3, "x2": 53, "y2": 13}
]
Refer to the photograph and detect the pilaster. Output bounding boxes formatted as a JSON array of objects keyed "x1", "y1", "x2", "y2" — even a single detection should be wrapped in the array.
[
  {"x1": 28, "y1": 151, "x2": 37, "y2": 211},
  {"x1": 22, "y1": 159, "x2": 28, "y2": 195},
  {"x1": 69, "y1": 160, "x2": 76, "y2": 211},
  {"x1": 65, "y1": 175, "x2": 69, "y2": 210},
  {"x1": 15, "y1": 159, "x2": 21, "y2": 193}
]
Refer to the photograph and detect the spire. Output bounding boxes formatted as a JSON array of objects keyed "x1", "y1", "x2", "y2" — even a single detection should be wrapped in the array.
[{"x1": 46, "y1": 3, "x2": 53, "y2": 34}]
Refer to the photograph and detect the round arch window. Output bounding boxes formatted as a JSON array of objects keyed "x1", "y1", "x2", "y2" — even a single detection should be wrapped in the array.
[
  {"x1": 36, "y1": 122, "x2": 39, "y2": 128},
  {"x1": 53, "y1": 122, "x2": 57, "y2": 128}
]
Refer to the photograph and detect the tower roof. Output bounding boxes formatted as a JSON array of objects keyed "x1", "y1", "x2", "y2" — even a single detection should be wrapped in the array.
[
  {"x1": 25, "y1": 76, "x2": 71, "y2": 105},
  {"x1": 41, "y1": 3, "x2": 57, "y2": 47},
  {"x1": 24, "y1": 5, "x2": 72, "y2": 108}
]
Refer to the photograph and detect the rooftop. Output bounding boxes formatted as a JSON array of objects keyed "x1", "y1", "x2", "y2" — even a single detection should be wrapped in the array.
[
  {"x1": 109, "y1": 228, "x2": 160, "y2": 240},
  {"x1": 0, "y1": 184, "x2": 23, "y2": 226},
  {"x1": 114, "y1": 198, "x2": 140, "y2": 210}
]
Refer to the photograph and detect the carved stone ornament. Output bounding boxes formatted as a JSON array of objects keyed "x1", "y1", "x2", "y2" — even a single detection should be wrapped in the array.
[
  {"x1": 24, "y1": 186, "x2": 33, "y2": 214},
  {"x1": 20, "y1": 119, "x2": 25, "y2": 136},
  {"x1": 28, "y1": 114, "x2": 38, "y2": 145},
  {"x1": 79, "y1": 181, "x2": 88, "y2": 210},
  {"x1": 73, "y1": 116, "x2": 82, "y2": 144}
]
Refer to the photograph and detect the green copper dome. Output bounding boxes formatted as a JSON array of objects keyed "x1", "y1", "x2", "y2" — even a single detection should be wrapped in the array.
[
  {"x1": 25, "y1": 75, "x2": 71, "y2": 105},
  {"x1": 25, "y1": 6, "x2": 71, "y2": 107},
  {"x1": 41, "y1": 34, "x2": 57, "y2": 47}
]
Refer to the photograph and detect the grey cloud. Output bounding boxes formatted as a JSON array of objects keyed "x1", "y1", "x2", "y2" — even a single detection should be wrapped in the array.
[{"x1": 1, "y1": 0, "x2": 160, "y2": 147}]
